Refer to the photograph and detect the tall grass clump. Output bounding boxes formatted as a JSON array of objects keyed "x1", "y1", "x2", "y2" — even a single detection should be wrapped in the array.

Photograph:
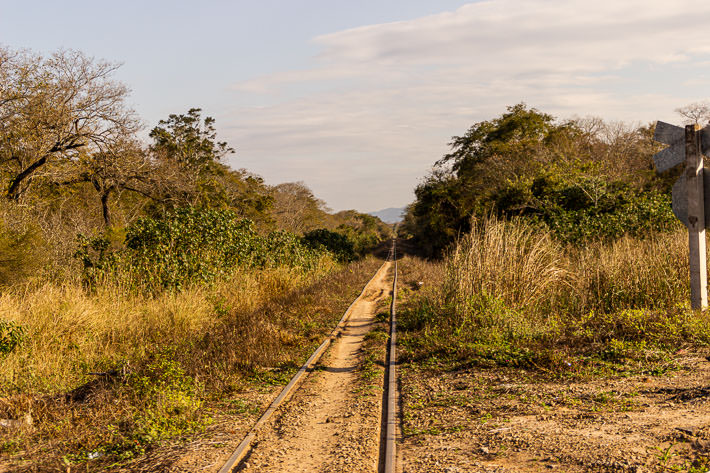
[
  {"x1": 402, "y1": 217, "x2": 570, "y2": 363},
  {"x1": 564, "y1": 230, "x2": 710, "y2": 351},
  {"x1": 445, "y1": 216, "x2": 569, "y2": 317},
  {"x1": 441, "y1": 216, "x2": 570, "y2": 344}
]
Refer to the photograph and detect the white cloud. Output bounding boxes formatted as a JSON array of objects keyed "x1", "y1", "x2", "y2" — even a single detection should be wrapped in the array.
[{"x1": 223, "y1": 0, "x2": 710, "y2": 211}]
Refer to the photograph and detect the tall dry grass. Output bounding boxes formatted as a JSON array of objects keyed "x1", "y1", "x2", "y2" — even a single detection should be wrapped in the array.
[
  {"x1": 0, "y1": 267, "x2": 300, "y2": 394},
  {"x1": 445, "y1": 216, "x2": 570, "y2": 317},
  {"x1": 400, "y1": 216, "x2": 708, "y2": 369},
  {"x1": 574, "y1": 231, "x2": 688, "y2": 313},
  {"x1": 443, "y1": 216, "x2": 690, "y2": 320}
]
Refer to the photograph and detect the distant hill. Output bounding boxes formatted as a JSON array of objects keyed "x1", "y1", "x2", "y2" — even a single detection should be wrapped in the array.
[{"x1": 368, "y1": 207, "x2": 405, "y2": 224}]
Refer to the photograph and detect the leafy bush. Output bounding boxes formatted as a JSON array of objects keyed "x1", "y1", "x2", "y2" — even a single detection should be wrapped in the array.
[
  {"x1": 302, "y1": 228, "x2": 355, "y2": 262},
  {"x1": 261, "y1": 230, "x2": 323, "y2": 267},
  {"x1": 74, "y1": 234, "x2": 120, "y2": 287},
  {"x1": 497, "y1": 173, "x2": 679, "y2": 244},
  {"x1": 124, "y1": 208, "x2": 262, "y2": 289},
  {"x1": 127, "y1": 351, "x2": 204, "y2": 444},
  {"x1": 77, "y1": 207, "x2": 326, "y2": 291},
  {"x1": 97, "y1": 350, "x2": 206, "y2": 460},
  {"x1": 0, "y1": 319, "x2": 25, "y2": 356}
]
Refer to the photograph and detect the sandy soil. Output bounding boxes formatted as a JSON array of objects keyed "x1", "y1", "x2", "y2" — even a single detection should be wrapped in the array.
[
  {"x1": 399, "y1": 353, "x2": 710, "y2": 473},
  {"x1": 226, "y1": 261, "x2": 393, "y2": 473}
]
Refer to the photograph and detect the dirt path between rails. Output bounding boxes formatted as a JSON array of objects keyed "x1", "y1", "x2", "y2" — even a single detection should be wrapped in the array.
[{"x1": 233, "y1": 261, "x2": 393, "y2": 473}]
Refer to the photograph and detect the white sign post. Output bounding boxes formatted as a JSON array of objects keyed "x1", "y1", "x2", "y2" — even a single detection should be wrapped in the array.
[
  {"x1": 654, "y1": 122, "x2": 710, "y2": 310},
  {"x1": 685, "y1": 125, "x2": 707, "y2": 309}
]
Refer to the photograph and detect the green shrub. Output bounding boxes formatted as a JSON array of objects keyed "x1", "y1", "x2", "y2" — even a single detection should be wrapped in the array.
[
  {"x1": 128, "y1": 351, "x2": 204, "y2": 443},
  {"x1": 497, "y1": 173, "x2": 679, "y2": 244},
  {"x1": 124, "y1": 208, "x2": 261, "y2": 289},
  {"x1": 97, "y1": 350, "x2": 206, "y2": 460},
  {"x1": 76, "y1": 207, "x2": 326, "y2": 291},
  {"x1": 74, "y1": 234, "x2": 120, "y2": 288},
  {"x1": 0, "y1": 319, "x2": 25, "y2": 356},
  {"x1": 302, "y1": 228, "x2": 355, "y2": 262},
  {"x1": 262, "y1": 230, "x2": 324, "y2": 268}
]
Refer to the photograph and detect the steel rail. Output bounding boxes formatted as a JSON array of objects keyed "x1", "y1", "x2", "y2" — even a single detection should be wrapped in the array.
[
  {"x1": 218, "y1": 259, "x2": 392, "y2": 473},
  {"x1": 382, "y1": 239, "x2": 398, "y2": 473}
]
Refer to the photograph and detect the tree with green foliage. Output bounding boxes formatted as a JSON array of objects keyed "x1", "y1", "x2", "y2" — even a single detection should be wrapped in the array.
[
  {"x1": 404, "y1": 104, "x2": 677, "y2": 255},
  {"x1": 147, "y1": 109, "x2": 273, "y2": 221},
  {"x1": 149, "y1": 108, "x2": 234, "y2": 172},
  {"x1": 302, "y1": 228, "x2": 355, "y2": 262},
  {"x1": 438, "y1": 103, "x2": 556, "y2": 180}
]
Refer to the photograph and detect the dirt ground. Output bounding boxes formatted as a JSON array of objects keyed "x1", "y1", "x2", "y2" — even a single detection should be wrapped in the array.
[{"x1": 398, "y1": 353, "x2": 710, "y2": 473}]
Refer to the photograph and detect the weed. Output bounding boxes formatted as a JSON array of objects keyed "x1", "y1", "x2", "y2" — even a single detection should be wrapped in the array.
[
  {"x1": 0, "y1": 319, "x2": 24, "y2": 356},
  {"x1": 0, "y1": 438, "x2": 21, "y2": 455},
  {"x1": 224, "y1": 398, "x2": 259, "y2": 416},
  {"x1": 656, "y1": 443, "x2": 677, "y2": 466},
  {"x1": 360, "y1": 325, "x2": 387, "y2": 387},
  {"x1": 375, "y1": 311, "x2": 389, "y2": 323},
  {"x1": 686, "y1": 456, "x2": 710, "y2": 473}
]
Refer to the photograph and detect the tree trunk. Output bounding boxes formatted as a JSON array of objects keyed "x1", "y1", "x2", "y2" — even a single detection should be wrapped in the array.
[{"x1": 100, "y1": 190, "x2": 112, "y2": 228}]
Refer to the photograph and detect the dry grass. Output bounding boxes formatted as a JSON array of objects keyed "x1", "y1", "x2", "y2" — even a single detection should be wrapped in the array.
[
  {"x1": 0, "y1": 266, "x2": 306, "y2": 394},
  {"x1": 0, "y1": 256, "x2": 383, "y2": 470},
  {"x1": 399, "y1": 217, "x2": 710, "y2": 373},
  {"x1": 442, "y1": 217, "x2": 692, "y2": 317},
  {"x1": 445, "y1": 216, "x2": 570, "y2": 319},
  {"x1": 574, "y1": 231, "x2": 688, "y2": 313},
  {"x1": 443, "y1": 217, "x2": 690, "y2": 317}
]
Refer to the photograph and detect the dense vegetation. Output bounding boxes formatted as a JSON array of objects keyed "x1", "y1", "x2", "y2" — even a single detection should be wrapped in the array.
[
  {"x1": 402, "y1": 103, "x2": 679, "y2": 256},
  {"x1": 398, "y1": 102, "x2": 710, "y2": 378},
  {"x1": 0, "y1": 47, "x2": 391, "y2": 286},
  {"x1": 0, "y1": 46, "x2": 392, "y2": 470},
  {"x1": 399, "y1": 219, "x2": 707, "y2": 374}
]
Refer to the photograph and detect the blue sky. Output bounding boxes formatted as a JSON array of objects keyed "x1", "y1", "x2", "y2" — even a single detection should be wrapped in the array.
[{"x1": 3, "y1": 1, "x2": 710, "y2": 211}]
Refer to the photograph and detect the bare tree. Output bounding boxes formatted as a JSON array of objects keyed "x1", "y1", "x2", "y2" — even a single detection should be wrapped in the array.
[
  {"x1": 675, "y1": 101, "x2": 710, "y2": 125},
  {"x1": 272, "y1": 182, "x2": 329, "y2": 234},
  {"x1": 0, "y1": 47, "x2": 140, "y2": 200}
]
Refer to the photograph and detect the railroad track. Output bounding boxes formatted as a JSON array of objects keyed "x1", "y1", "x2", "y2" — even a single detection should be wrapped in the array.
[
  {"x1": 218, "y1": 240, "x2": 399, "y2": 473},
  {"x1": 384, "y1": 240, "x2": 398, "y2": 473}
]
